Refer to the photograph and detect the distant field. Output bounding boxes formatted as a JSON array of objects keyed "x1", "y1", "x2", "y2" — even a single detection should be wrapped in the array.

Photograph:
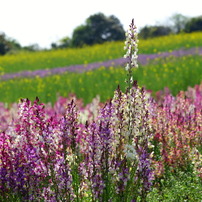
[
  {"x1": 0, "y1": 55, "x2": 201, "y2": 105},
  {"x1": 0, "y1": 31, "x2": 202, "y2": 74}
]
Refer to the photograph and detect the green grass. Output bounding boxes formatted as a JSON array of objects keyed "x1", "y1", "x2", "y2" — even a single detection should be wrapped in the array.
[
  {"x1": 0, "y1": 31, "x2": 202, "y2": 74},
  {"x1": 0, "y1": 55, "x2": 201, "y2": 105},
  {"x1": 138, "y1": 31, "x2": 202, "y2": 53},
  {"x1": 0, "y1": 41, "x2": 125, "y2": 74},
  {"x1": 136, "y1": 55, "x2": 202, "y2": 96},
  {"x1": 147, "y1": 170, "x2": 202, "y2": 201}
]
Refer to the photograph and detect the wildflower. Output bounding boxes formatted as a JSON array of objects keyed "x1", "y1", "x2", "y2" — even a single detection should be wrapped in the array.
[
  {"x1": 124, "y1": 19, "x2": 139, "y2": 70},
  {"x1": 137, "y1": 147, "x2": 154, "y2": 191},
  {"x1": 124, "y1": 144, "x2": 137, "y2": 160},
  {"x1": 124, "y1": 19, "x2": 139, "y2": 91}
]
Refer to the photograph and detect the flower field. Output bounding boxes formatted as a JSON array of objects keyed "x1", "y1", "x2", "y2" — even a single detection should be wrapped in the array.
[
  {"x1": 0, "y1": 21, "x2": 202, "y2": 201},
  {"x1": 0, "y1": 81, "x2": 202, "y2": 201}
]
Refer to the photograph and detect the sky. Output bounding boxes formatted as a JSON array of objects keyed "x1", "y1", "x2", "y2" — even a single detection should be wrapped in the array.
[{"x1": 0, "y1": 0, "x2": 201, "y2": 49}]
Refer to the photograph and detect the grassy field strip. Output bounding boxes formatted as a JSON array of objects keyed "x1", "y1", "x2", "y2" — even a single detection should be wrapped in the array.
[
  {"x1": 0, "y1": 55, "x2": 201, "y2": 105},
  {"x1": 1, "y1": 47, "x2": 202, "y2": 81}
]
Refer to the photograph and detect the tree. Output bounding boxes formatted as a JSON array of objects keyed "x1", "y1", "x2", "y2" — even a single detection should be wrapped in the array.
[
  {"x1": 71, "y1": 13, "x2": 125, "y2": 47},
  {"x1": 51, "y1": 36, "x2": 71, "y2": 49},
  {"x1": 169, "y1": 13, "x2": 189, "y2": 33},
  {"x1": 0, "y1": 32, "x2": 21, "y2": 55},
  {"x1": 139, "y1": 25, "x2": 172, "y2": 39},
  {"x1": 0, "y1": 32, "x2": 12, "y2": 55},
  {"x1": 23, "y1": 43, "x2": 40, "y2": 51},
  {"x1": 185, "y1": 16, "x2": 202, "y2": 33},
  {"x1": 71, "y1": 25, "x2": 92, "y2": 47}
]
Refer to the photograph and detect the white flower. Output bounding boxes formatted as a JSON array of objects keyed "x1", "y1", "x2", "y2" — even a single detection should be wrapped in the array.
[
  {"x1": 124, "y1": 19, "x2": 139, "y2": 80},
  {"x1": 124, "y1": 144, "x2": 137, "y2": 160},
  {"x1": 125, "y1": 64, "x2": 130, "y2": 71}
]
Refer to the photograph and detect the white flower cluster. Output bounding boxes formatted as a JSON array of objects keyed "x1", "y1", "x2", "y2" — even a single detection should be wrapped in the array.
[
  {"x1": 124, "y1": 19, "x2": 139, "y2": 70},
  {"x1": 124, "y1": 144, "x2": 137, "y2": 160}
]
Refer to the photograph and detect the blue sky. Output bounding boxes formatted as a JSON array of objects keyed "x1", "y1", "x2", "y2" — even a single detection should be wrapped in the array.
[{"x1": 0, "y1": 0, "x2": 201, "y2": 48}]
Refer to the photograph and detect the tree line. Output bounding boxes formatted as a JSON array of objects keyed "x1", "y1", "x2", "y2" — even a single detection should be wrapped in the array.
[
  {"x1": 1, "y1": 13, "x2": 202, "y2": 55},
  {"x1": 139, "y1": 14, "x2": 202, "y2": 39}
]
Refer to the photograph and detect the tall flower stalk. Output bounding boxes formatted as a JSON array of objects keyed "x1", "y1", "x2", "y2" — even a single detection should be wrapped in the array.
[
  {"x1": 123, "y1": 19, "x2": 154, "y2": 200},
  {"x1": 124, "y1": 19, "x2": 139, "y2": 143},
  {"x1": 124, "y1": 18, "x2": 138, "y2": 91}
]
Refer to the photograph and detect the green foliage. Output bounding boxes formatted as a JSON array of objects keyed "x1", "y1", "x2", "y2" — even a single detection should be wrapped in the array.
[
  {"x1": 22, "y1": 43, "x2": 40, "y2": 52},
  {"x1": 0, "y1": 33, "x2": 12, "y2": 55},
  {"x1": 51, "y1": 36, "x2": 72, "y2": 49},
  {"x1": 139, "y1": 13, "x2": 189, "y2": 39},
  {"x1": 147, "y1": 170, "x2": 202, "y2": 201},
  {"x1": 169, "y1": 13, "x2": 189, "y2": 33},
  {"x1": 139, "y1": 25, "x2": 172, "y2": 39},
  {"x1": 71, "y1": 25, "x2": 92, "y2": 47},
  {"x1": 71, "y1": 12, "x2": 125, "y2": 47},
  {"x1": 0, "y1": 32, "x2": 22, "y2": 55},
  {"x1": 185, "y1": 15, "x2": 202, "y2": 33}
]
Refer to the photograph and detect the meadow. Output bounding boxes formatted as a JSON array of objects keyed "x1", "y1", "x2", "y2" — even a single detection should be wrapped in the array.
[
  {"x1": 0, "y1": 24, "x2": 202, "y2": 201},
  {"x1": 0, "y1": 54, "x2": 201, "y2": 105},
  {"x1": 0, "y1": 31, "x2": 202, "y2": 74}
]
